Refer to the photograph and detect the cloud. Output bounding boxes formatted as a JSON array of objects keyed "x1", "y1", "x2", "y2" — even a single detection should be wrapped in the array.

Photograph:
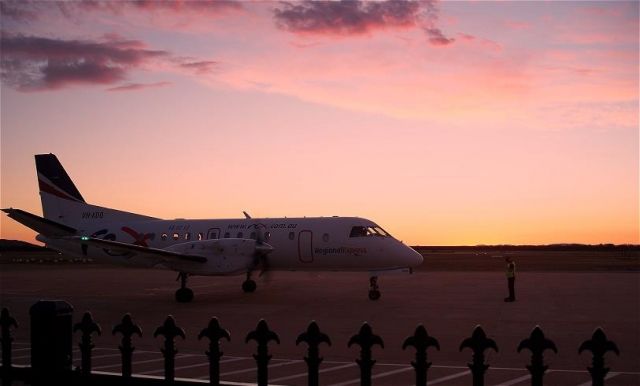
[
  {"x1": 106, "y1": 81, "x2": 171, "y2": 92},
  {"x1": 274, "y1": 0, "x2": 421, "y2": 35},
  {"x1": 0, "y1": 32, "x2": 168, "y2": 91},
  {"x1": 1, "y1": 1, "x2": 243, "y2": 28},
  {"x1": 425, "y1": 27, "x2": 454, "y2": 46},
  {"x1": 273, "y1": 0, "x2": 454, "y2": 47},
  {"x1": 178, "y1": 60, "x2": 218, "y2": 75},
  {"x1": 127, "y1": 0, "x2": 243, "y2": 13},
  {"x1": 0, "y1": 1, "x2": 38, "y2": 22}
]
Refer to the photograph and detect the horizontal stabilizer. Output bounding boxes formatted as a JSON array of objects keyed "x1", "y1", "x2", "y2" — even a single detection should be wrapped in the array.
[
  {"x1": 69, "y1": 236, "x2": 207, "y2": 264},
  {"x1": 2, "y1": 208, "x2": 77, "y2": 237}
]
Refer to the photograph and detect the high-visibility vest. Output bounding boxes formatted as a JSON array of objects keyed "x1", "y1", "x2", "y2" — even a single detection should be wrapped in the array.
[{"x1": 506, "y1": 262, "x2": 516, "y2": 278}]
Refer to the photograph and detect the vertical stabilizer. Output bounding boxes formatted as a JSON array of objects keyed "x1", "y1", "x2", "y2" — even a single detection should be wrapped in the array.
[
  {"x1": 36, "y1": 154, "x2": 85, "y2": 203},
  {"x1": 35, "y1": 153, "x2": 158, "y2": 227}
]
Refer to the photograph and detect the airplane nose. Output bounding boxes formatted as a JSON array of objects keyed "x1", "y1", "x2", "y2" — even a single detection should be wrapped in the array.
[{"x1": 407, "y1": 247, "x2": 423, "y2": 267}]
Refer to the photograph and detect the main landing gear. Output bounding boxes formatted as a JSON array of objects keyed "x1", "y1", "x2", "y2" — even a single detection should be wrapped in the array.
[
  {"x1": 368, "y1": 276, "x2": 381, "y2": 301},
  {"x1": 242, "y1": 272, "x2": 257, "y2": 293},
  {"x1": 175, "y1": 272, "x2": 194, "y2": 303}
]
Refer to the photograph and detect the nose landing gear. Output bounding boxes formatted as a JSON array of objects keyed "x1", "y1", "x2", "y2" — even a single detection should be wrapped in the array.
[
  {"x1": 175, "y1": 272, "x2": 194, "y2": 303},
  {"x1": 242, "y1": 272, "x2": 257, "y2": 293},
  {"x1": 368, "y1": 276, "x2": 381, "y2": 301}
]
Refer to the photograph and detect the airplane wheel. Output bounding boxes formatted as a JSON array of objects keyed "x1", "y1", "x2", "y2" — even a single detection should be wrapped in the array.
[
  {"x1": 175, "y1": 287, "x2": 194, "y2": 303},
  {"x1": 242, "y1": 279, "x2": 257, "y2": 293},
  {"x1": 368, "y1": 290, "x2": 381, "y2": 301}
]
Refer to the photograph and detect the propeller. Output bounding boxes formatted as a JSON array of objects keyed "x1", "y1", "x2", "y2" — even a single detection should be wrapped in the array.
[{"x1": 249, "y1": 224, "x2": 274, "y2": 280}]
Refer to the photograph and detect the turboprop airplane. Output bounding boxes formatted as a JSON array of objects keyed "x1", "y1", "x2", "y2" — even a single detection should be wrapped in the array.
[{"x1": 3, "y1": 154, "x2": 423, "y2": 302}]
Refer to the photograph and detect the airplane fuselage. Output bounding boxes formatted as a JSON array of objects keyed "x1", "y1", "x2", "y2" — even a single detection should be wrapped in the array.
[{"x1": 39, "y1": 216, "x2": 423, "y2": 275}]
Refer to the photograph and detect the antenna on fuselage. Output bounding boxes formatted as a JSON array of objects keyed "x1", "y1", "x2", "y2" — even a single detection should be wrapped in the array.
[{"x1": 243, "y1": 211, "x2": 252, "y2": 219}]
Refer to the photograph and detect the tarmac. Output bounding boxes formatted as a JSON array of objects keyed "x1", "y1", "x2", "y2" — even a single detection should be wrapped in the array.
[{"x1": 1, "y1": 264, "x2": 638, "y2": 385}]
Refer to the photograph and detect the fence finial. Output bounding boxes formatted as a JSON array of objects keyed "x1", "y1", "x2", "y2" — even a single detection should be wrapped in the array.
[
  {"x1": 296, "y1": 321, "x2": 331, "y2": 386},
  {"x1": 579, "y1": 327, "x2": 619, "y2": 386},
  {"x1": 154, "y1": 315, "x2": 185, "y2": 382},
  {"x1": 246, "y1": 319, "x2": 280, "y2": 386},
  {"x1": 73, "y1": 311, "x2": 101, "y2": 377},
  {"x1": 459, "y1": 325, "x2": 498, "y2": 386},
  {"x1": 517, "y1": 325, "x2": 557, "y2": 386},
  {"x1": 1, "y1": 308, "x2": 18, "y2": 384},
  {"x1": 199, "y1": 317, "x2": 230, "y2": 386},
  {"x1": 348, "y1": 322, "x2": 384, "y2": 386},
  {"x1": 112, "y1": 314, "x2": 142, "y2": 378},
  {"x1": 403, "y1": 324, "x2": 440, "y2": 386}
]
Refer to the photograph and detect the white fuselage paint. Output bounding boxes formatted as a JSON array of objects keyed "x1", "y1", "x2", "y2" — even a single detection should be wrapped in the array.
[{"x1": 38, "y1": 216, "x2": 423, "y2": 276}]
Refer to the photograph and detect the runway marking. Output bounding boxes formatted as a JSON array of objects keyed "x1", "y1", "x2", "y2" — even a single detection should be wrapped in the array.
[
  {"x1": 492, "y1": 374, "x2": 531, "y2": 386},
  {"x1": 92, "y1": 354, "x2": 193, "y2": 370},
  {"x1": 328, "y1": 366, "x2": 413, "y2": 386},
  {"x1": 215, "y1": 360, "x2": 300, "y2": 377},
  {"x1": 11, "y1": 347, "x2": 30, "y2": 352},
  {"x1": 15, "y1": 348, "x2": 80, "y2": 361},
  {"x1": 86, "y1": 352, "x2": 128, "y2": 360},
  {"x1": 270, "y1": 363, "x2": 357, "y2": 382},
  {"x1": 575, "y1": 372, "x2": 620, "y2": 386},
  {"x1": 139, "y1": 357, "x2": 247, "y2": 375},
  {"x1": 427, "y1": 370, "x2": 471, "y2": 385}
]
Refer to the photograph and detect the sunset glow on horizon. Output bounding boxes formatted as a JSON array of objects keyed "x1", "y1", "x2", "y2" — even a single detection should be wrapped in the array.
[{"x1": 1, "y1": 1, "x2": 638, "y2": 246}]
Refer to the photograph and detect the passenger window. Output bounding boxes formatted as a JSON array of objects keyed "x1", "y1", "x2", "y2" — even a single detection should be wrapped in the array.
[
  {"x1": 224, "y1": 232, "x2": 230, "y2": 238},
  {"x1": 264, "y1": 232, "x2": 271, "y2": 241},
  {"x1": 185, "y1": 233, "x2": 191, "y2": 240},
  {"x1": 323, "y1": 233, "x2": 329, "y2": 242},
  {"x1": 289, "y1": 232, "x2": 295, "y2": 240},
  {"x1": 198, "y1": 232, "x2": 203, "y2": 241},
  {"x1": 237, "y1": 232, "x2": 243, "y2": 238},
  {"x1": 161, "y1": 233, "x2": 168, "y2": 241},
  {"x1": 172, "y1": 233, "x2": 179, "y2": 240}
]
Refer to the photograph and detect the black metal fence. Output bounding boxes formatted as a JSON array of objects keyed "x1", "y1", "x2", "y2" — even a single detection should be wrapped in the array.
[{"x1": 0, "y1": 300, "x2": 621, "y2": 386}]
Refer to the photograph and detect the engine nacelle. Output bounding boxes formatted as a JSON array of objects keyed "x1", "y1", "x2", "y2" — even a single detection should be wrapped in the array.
[{"x1": 166, "y1": 238, "x2": 261, "y2": 275}]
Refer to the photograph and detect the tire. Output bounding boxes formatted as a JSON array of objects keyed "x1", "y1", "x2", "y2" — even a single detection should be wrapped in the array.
[
  {"x1": 242, "y1": 279, "x2": 257, "y2": 293},
  {"x1": 175, "y1": 287, "x2": 194, "y2": 303},
  {"x1": 368, "y1": 290, "x2": 381, "y2": 301}
]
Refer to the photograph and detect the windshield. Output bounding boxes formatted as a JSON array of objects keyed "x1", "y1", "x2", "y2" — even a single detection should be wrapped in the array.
[{"x1": 350, "y1": 225, "x2": 391, "y2": 238}]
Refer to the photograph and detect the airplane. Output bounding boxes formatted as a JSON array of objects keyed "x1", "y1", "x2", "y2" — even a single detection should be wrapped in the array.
[{"x1": 3, "y1": 154, "x2": 424, "y2": 302}]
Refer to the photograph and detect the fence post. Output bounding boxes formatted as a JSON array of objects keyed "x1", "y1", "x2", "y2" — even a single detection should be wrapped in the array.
[
  {"x1": 198, "y1": 317, "x2": 230, "y2": 386},
  {"x1": 459, "y1": 325, "x2": 498, "y2": 386},
  {"x1": 296, "y1": 321, "x2": 331, "y2": 386},
  {"x1": 402, "y1": 325, "x2": 440, "y2": 386},
  {"x1": 517, "y1": 326, "x2": 557, "y2": 386},
  {"x1": 113, "y1": 313, "x2": 142, "y2": 378},
  {"x1": 348, "y1": 322, "x2": 384, "y2": 386},
  {"x1": 245, "y1": 319, "x2": 280, "y2": 386},
  {"x1": 1, "y1": 308, "x2": 18, "y2": 385},
  {"x1": 578, "y1": 328, "x2": 619, "y2": 386},
  {"x1": 73, "y1": 311, "x2": 101, "y2": 377},
  {"x1": 154, "y1": 315, "x2": 185, "y2": 382},
  {"x1": 29, "y1": 300, "x2": 74, "y2": 386}
]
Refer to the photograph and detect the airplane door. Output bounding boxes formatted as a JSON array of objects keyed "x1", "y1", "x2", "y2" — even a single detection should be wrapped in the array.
[
  {"x1": 298, "y1": 230, "x2": 313, "y2": 263},
  {"x1": 207, "y1": 228, "x2": 220, "y2": 240}
]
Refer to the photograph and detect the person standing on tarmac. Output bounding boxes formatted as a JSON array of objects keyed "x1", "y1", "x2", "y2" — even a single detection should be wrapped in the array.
[{"x1": 504, "y1": 257, "x2": 516, "y2": 302}]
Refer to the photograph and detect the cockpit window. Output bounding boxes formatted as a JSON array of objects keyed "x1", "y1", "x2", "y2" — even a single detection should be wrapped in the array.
[
  {"x1": 350, "y1": 226, "x2": 367, "y2": 237},
  {"x1": 350, "y1": 226, "x2": 390, "y2": 238}
]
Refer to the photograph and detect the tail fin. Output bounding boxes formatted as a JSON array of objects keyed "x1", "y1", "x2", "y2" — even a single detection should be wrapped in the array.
[
  {"x1": 36, "y1": 154, "x2": 85, "y2": 203},
  {"x1": 36, "y1": 153, "x2": 158, "y2": 226}
]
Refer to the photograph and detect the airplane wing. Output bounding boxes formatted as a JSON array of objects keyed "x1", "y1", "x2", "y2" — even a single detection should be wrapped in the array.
[
  {"x1": 70, "y1": 236, "x2": 207, "y2": 263},
  {"x1": 2, "y1": 208, "x2": 77, "y2": 237},
  {"x1": 2, "y1": 208, "x2": 206, "y2": 264}
]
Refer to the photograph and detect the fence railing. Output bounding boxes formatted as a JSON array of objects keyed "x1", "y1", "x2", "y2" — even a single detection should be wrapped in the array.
[{"x1": 0, "y1": 300, "x2": 621, "y2": 386}]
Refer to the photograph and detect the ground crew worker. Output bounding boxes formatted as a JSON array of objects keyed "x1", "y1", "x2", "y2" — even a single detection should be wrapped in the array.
[{"x1": 504, "y1": 257, "x2": 516, "y2": 302}]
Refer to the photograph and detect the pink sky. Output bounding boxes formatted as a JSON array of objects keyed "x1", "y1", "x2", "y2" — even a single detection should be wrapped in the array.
[{"x1": 1, "y1": 1, "x2": 638, "y2": 245}]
